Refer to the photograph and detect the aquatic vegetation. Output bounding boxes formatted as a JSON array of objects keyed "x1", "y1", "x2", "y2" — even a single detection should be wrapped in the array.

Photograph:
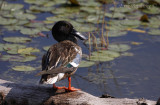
[{"x1": 12, "y1": 65, "x2": 36, "y2": 71}]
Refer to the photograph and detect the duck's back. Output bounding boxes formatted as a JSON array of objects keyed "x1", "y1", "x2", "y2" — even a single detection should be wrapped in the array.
[{"x1": 40, "y1": 40, "x2": 82, "y2": 84}]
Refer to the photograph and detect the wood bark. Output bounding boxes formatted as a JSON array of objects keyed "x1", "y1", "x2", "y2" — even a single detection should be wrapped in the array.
[{"x1": 0, "y1": 79, "x2": 156, "y2": 105}]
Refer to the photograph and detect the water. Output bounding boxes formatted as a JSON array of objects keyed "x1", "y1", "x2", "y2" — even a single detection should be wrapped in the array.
[{"x1": 0, "y1": 0, "x2": 160, "y2": 101}]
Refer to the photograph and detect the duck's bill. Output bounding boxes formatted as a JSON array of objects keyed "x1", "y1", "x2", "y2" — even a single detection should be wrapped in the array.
[{"x1": 72, "y1": 29, "x2": 87, "y2": 40}]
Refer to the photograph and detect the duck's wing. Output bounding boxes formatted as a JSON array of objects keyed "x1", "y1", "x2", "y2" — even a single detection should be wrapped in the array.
[{"x1": 37, "y1": 41, "x2": 82, "y2": 84}]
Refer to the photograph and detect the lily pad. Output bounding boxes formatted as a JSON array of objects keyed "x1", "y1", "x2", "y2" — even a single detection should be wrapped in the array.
[
  {"x1": 148, "y1": 29, "x2": 160, "y2": 35},
  {"x1": 43, "y1": 46, "x2": 50, "y2": 51},
  {"x1": 1, "y1": 2, "x2": 24, "y2": 11},
  {"x1": 105, "y1": 12, "x2": 125, "y2": 19},
  {"x1": 24, "y1": 0, "x2": 47, "y2": 5},
  {"x1": 142, "y1": 7, "x2": 160, "y2": 15},
  {"x1": 77, "y1": 25, "x2": 97, "y2": 32},
  {"x1": 29, "y1": 5, "x2": 55, "y2": 12},
  {"x1": 3, "y1": 37, "x2": 31, "y2": 43},
  {"x1": 120, "y1": 20, "x2": 141, "y2": 26},
  {"x1": 14, "y1": 11, "x2": 36, "y2": 20},
  {"x1": 0, "y1": 17, "x2": 17, "y2": 25},
  {"x1": 20, "y1": 28, "x2": 40, "y2": 35},
  {"x1": 79, "y1": 60, "x2": 95, "y2": 67},
  {"x1": 109, "y1": 7, "x2": 135, "y2": 13},
  {"x1": 3, "y1": 44, "x2": 26, "y2": 54},
  {"x1": 88, "y1": 50, "x2": 120, "y2": 62},
  {"x1": 108, "y1": 44, "x2": 131, "y2": 52},
  {"x1": 12, "y1": 65, "x2": 36, "y2": 71},
  {"x1": 21, "y1": 55, "x2": 37, "y2": 62},
  {"x1": 105, "y1": 30, "x2": 127, "y2": 37},
  {"x1": 18, "y1": 47, "x2": 40, "y2": 55},
  {"x1": 0, "y1": 55, "x2": 25, "y2": 62},
  {"x1": 80, "y1": 7, "x2": 98, "y2": 14},
  {"x1": 0, "y1": 54, "x2": 36, "y2": 62}
]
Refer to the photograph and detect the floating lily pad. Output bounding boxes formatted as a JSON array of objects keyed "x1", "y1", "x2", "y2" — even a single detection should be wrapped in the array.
[
  {"x1": 12, "y1": 65, "x2": 36, "y2": 71},
  {"x1": 109, "y1": 7, "x2": 135, "y2": 13},
  {"x1": 77, "y1": 25, "x2": 97, "y2": 32},
  {"x1": 88, "y1": 50, "x2": 120, "y2": 62},
  {"x1": 120, "y1": 20, "x2": 141, "y2": 26},
  {"x1": 148, "y1": 17, "x2": 160, "y2": 28},
  {"x1": 0, "y1": 54, "x2": 37, "y2": 62},
  {"x1": 148, "y1": 29, "x2": 160, "y2": 35},
  {"x1": 43, "y1": 46, "x2": 50, "y2": 51},
  {"x1": 105, "y1": 30, "x2": 127, "y2": 37},
  {"x1": 3, "y1": 37, "x2": 31, "y2": 43},
  {"x1": 0, "y1": 55, "x2": 25, "y2": 62},
  {"x1": 0, "y1": 17, "x2": 17, "y2": 25},
  {"x1": 29, "y1": 5, "x2": 55, "y2": 12},
  {"x1": 108, "y1": 44, "x2": 131, "y2": 52},
  {"x1": 1, "y1": 2, "x2": 24, "y2": 11},
  {"x1": 142, "y1": 7, "x2": 160, "y2": 15},
  {"x1": 20, "y1": 28, "x2": 40, "y2": 35},
  {"x1": 80, "y1": 7, "x2": 98, "y2": 14},
  {"x1": 14, "y1": 11, "x2": 36, "y2": 20},
  {"x1": 79, "y1": 60, "x2": 95, "y2": 67},
  {"x1": 24, "y1": 0, "x2": 47, "y2": 5},
  {"x1": 3, "y1": 44, "x2": 26, "y2": 54},
  {"x1": 81, "y1": 1, "x2": 101, "y2": 7},
  {"x1": 105, "y1": 12, "x2": 125, "y2": 19},
  {"x1": 21, "y1": 55, "x2": 37, "y2": 62},
  {"x1": 18, "y1": 47, "x2": 40, "y2": 55}
]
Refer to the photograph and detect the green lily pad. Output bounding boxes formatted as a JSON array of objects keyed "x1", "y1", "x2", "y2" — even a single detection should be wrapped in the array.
[
  {"x1": 12, "y1": 65, "x2": 36, "y2": 71},
  {"x1": 0, "y1": 17, "x2": 17, "y2": 25},
  {"x1": 0, "y1": 55, "x2": 25, "y2": 62},
  {"x1": 3, "y1": 37, "x2": 32, "y2": 43},
  {"x1": 109, "y1": 7, "x2": 135, "y2": 13},
  {"x1": 108, "y1": 44, "x2": 131, "y2": 52},
  {"x1": 14, "y1": 11, "x2": 36, "y2": 20},
  {"x1": 148, "y1": 29, "x2": 160, "y2": 35},
  {"x1": 88, "y1": 50, "x2": 120, "y2": 62},
  {"x1": 43, "y1": 46, "x2": 50, "y2": 51},
  {"x1": 1, "y1": 2, "x2": 24, "y2": 11},
  {"x1": 148, "y1": 17, "x2": 160, "y2": 28},
  {"x1": 0, "y1": 54, "x2": 37, "y2": 62},
  {"x1": 105, "y1": 30, "x2": 127, "y2": 37},
  {"x1": 24, "y1": 0, "x2": 47, "y2": 5},
  {"x1": 81, "y1": 1, "x2": 101, "y2": 7},
  {"x1": 142, "y1": 7, "x2": 160, "y2": 15},
  {"x1": 79, "y1": 60, "x2": 95, "y2": 67},
  {"x1": 18, "y1": 47, "x2": 40, "y2": 55},
  {"x1": 80, "y1": 7, "x2": 98, "y2": 14},
  {"x1": 77, "y1": 25, "x2": 97, "y2": 32},
  {"x1": 20, "y1": 28, "x2": 40, "y2": 35},
  {"x1": 3, "y1": 44, "x2": 26, "y2": 54},
  {"x1": 29, "y1": 5, "x2": 55, "y2": 12},
  {"x1": 105, "y1": 12, "x2": 125, "y2": 19},
  {"x1": 120, "y1": 20, "x2": 141, "y2": 26},
  {"x1": 21, "y1": 55, "x2": 37, "y2": 62}
]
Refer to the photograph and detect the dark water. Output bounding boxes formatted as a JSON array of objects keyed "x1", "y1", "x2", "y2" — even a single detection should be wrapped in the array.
[{"x1": 0, "y1": 0, "x2": 160, "y2": 101}]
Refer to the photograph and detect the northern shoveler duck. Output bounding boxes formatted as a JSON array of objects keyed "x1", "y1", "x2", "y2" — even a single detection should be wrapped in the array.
[{"x1": 36, "y1": 21, "x2": 87, "y2": 91}]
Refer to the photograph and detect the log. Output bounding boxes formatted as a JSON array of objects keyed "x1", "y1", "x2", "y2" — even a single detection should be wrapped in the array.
[{"x1": 0, "y1": 79, "x2": 156, "y2": 105}]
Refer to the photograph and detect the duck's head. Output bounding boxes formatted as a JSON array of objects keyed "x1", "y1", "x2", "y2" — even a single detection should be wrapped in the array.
[{"x1": 52, "y1": 21, "x2": 87, "y2": 44}]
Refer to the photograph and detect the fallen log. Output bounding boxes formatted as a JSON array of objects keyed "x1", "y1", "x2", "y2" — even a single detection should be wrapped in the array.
[{"x1": 0, "y1": 79, "x2": 156, "y2": 105}]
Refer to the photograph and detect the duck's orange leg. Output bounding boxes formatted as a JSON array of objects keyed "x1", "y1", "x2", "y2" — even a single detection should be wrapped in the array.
[
  {"x1": 53, "y1": 84, "x2": 67, "y2": 90},
  {"x1": 67, "y1": 77, "x2": 80, "y2": 92}
]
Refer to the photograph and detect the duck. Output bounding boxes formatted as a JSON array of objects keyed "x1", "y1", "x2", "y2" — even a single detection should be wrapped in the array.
[{"x1": 36, "y1": 21, "x2": 87, "y2": 91}]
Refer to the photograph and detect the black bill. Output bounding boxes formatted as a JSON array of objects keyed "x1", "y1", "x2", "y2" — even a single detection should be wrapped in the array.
[{"x1": 71, "y1": 29, "x2": 87, "y2": 40}]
